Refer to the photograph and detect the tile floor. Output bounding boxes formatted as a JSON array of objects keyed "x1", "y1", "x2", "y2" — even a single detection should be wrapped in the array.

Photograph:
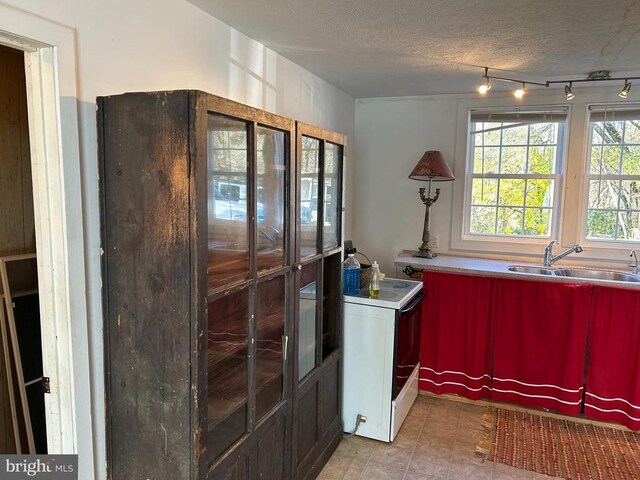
[{"x1": 318, "y1": 395, "x2": 563, "y2": 480}]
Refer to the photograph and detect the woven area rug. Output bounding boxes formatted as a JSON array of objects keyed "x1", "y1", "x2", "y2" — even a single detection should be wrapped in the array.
[{"x1": 476, "y1": 407, "x2": 640, "y2": 479}]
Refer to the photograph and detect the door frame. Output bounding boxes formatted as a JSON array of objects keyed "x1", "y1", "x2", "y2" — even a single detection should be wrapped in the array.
[{"x1": 0, "y1": 2, "x2": 94, "y2": 472}]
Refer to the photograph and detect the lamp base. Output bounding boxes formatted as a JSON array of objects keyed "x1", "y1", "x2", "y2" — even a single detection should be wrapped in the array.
[{"x1": 413, "y1": 248, "x2": 437, "y2": 259}]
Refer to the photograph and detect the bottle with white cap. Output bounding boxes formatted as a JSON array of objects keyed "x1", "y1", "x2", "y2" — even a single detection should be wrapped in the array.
[{"x1": 369, "y1": 261, "x2": 381, "y2": 298}]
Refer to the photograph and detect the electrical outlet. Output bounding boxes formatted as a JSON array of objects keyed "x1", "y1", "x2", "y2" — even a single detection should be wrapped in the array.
[{"x1": 431, "y1": 235, "x2": 440, "y2": 248}]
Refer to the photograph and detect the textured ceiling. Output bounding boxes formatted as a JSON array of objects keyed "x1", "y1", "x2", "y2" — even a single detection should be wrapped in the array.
[{"x1": 188, "y1": 0, "x2": 640, "y2": 98}]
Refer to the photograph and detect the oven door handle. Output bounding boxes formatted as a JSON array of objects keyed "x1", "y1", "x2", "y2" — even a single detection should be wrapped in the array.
[{"x1": 399, "y1": 289, "x2": 425, "y2": 314}]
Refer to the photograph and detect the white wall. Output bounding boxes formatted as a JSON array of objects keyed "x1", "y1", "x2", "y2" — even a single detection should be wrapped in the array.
[
  {"x1": 1, "y1": 1, "x2": 355, "y2": 478},
  {"x1": 354, "y1": 86, "x2": 640, "y2": 277}
]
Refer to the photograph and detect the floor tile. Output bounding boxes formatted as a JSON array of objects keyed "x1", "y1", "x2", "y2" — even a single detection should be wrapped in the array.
[
  {"x1": 367, "y1": 443, "x2": 413, "y2": 470},
  {"x1": 359, "y1": 461, "x2": 405, "y2": 480},
  {"x1": 406, "y1": 446, "x2": 452, "y2": 478},
  {"x1": 334, "y1": 436, "x2": 376, "y2": 460},
  {"x1": 448, "y1": 460, "x2": 493, "y2": 480},
  {"x1": 492, "y1": 462, "x2": 535, "y2": 479}
]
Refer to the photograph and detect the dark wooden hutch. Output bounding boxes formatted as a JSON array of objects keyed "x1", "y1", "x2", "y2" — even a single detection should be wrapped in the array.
[{"x1": 98, "y1": 91, "x2": 345, "y2": 480}]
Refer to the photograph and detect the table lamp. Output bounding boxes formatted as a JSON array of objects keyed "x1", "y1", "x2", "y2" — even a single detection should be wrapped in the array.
[{"x1": 408, "y1": 150, "x2": 455, "y2": 258}]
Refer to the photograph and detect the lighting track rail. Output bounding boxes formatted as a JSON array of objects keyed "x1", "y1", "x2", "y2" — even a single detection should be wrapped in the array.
[{"x1": 479, "y1": 67, "x2": 640, "y2": 99}]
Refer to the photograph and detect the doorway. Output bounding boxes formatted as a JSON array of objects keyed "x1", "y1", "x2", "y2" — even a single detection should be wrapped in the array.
[
  {"x1": 0, "y1": 4, "x2": 95, "y2": 477},
  {"x1": 0, "y1": 43, "x2": 47, "y2": 454}
]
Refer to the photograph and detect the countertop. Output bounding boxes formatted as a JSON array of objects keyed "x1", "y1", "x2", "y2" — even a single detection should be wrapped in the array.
[{"x1": 394, "y1": 251, "x2": 640, "y2": 290}]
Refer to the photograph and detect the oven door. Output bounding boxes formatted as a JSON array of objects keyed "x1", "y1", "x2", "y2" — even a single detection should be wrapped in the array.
[{"x1": 393, "y1": 289, "x2": 424, "y2": 399}]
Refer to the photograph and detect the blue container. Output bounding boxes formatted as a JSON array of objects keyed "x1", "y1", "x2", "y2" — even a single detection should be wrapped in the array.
[{"x1": 342, "y1": 254, "x2": 361, "y2": 295}]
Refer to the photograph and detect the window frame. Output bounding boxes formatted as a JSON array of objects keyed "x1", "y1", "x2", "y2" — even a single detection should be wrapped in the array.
[
  {"x1": 579, "y1": 104, "x2": 640, "y2": 247},
  {"x1": 462, "y1": 109, "x2": 568, "y2": 243}
]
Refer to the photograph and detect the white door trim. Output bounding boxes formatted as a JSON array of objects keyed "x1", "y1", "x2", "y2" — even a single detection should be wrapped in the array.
[{"x1": 0, "y1": 2, "x2": 94, "y2": 476}]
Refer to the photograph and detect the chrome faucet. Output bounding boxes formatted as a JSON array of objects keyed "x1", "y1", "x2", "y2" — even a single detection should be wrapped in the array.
[
  {"x1": 543, "y1": 241, "x2": 584, "y2": 267},
  {"x1": 630, "y1": 250, "x2": 638, "y2": 274}
]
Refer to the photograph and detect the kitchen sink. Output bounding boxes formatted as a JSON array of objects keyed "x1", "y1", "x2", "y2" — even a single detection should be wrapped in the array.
[
  {"x1": 507, "y1": 265, "x2": 554, "y2": 275},
  {"x1": 554, "y1": 268, "x2": 640, "y2": 283}
]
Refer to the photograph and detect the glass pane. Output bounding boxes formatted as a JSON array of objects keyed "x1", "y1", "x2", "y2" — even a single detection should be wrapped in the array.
[
  {"x1": 602, "y1": 121, "x2": 624, "y2": 144},
  {"x1": 300, "y1": 136, "x2": 320, "y2": 258},
  {"x1": 526, "y1": 179, "x2": 553, "y2": 208},
  {"x1": 298, "y1": 261, "x2": 318, "y2": 381},
  {"x1": 616, "y1": 211, "x2": 640, "y2": 240},
  {"x1": 591, "y1": 123, "x2": 603, "y2": 145},
  {"x1": 601, "y1": 146, "x2": 621, "y2": 174},
  {"x1": 502, "y1": 124, "x2": 528, "y2": 145},
  {"x1": 471, "y1": 178, "x2": 497, "y2": 205},
  {"x1": 323, "y1": 143, "x2": 342, "y2": 250},
  {"x1": 322, "y1": 253, "x2": 340, "y2": 359},
  {"x1": 620, "y1": 180, "x2": 640, "y2": 211},
  {"x1": 589, "y1": 180, "x2": 619, "y2": 209},
  {"x1": 498, "y1": 179, "x2": 525, "y2": 206},
  {"x1": 473, "y1": 147, "x2": 499, "y2": 174},
  {"x1": 207, "y1": 290, "x2": 249, "y2": 458},
  {"x1": 528, "y1": 145, "x2": 556, "y2": 174},
  {"x1": 497, "y1": 207, "x2": 524, "y2": 235},
  {"x1": 207, "y1": 114, "x2": 250, "y2": 291},
  {"x1": 500, "y1": 147, "x2": 527, "y2": 174},
  {"x1": 624, "y1": 121, "x2": 640, "y2": 144},
  {"x1": 589, "y1": 146, "x2": 604, "y2": 174},
  {"x1": 484, "y1": 123, "x2": 502, "y2": 145},
  {"x1": 470, "y1": 206, "x2": 496, "y2": 235},
  {"x1": 530, "y1": 123, "x2": 556, "y2": 145},
  {"x1": 524, "y1": 208, "x2": 551, "y2": 236},
  {"x1": 621, "y1": 146, "x2": 640, "y2": 175},
  {"x1": 256, "y1": 275, "x2": 285, "y2": 420},
  {"x1": 257, "y1": 126, "x2": 286, "y2": 272},
  {"x1": 586, "y1": 210, "x2": 616, "y2": 239}
]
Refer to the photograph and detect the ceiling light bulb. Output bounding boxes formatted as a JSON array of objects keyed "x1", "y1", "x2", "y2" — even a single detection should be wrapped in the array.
[
  {"x1": 565, "y1": 83, "x2": 574, "y2": 100},
  {"x1": 478, "y1": 79, "x2": 491, "y2": 94},
  {"x1": 514, "y1": 84, "x2": 525, "y2": 98},
  {"x1": 619, "y1": 81, "x2": 631, "y2": 98}
]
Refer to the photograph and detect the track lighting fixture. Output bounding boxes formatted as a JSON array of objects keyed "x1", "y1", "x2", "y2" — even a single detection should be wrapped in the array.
[
  {"x1": 565, "y1": 82, "x2": 574, "y2": 100},
  {"x1": 478, "y1": 68, "x2": 639, "y2": 99},
  {"x1": 619, "y1": 80, "x2": 631, "y2": 98},
  {"x1": 478, "y1": 67, "x2": 492, "y2": 94}
]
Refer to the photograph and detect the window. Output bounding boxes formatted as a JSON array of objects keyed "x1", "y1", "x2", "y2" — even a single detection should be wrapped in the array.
[
  {"x1": 585, "y1": 107, "x2": 640, "y2": 241},
  {"x1": 465, "y1": 109, "x2": 567, "y2": 238}
]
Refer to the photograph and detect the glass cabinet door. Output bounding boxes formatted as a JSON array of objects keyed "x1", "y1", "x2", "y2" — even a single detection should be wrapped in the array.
[
  {"x1": 207, "y1": 114, "x2": 250, "y2": 291},
  {"x1": 256, "y1": 275, "x2": 286, "y2": 420},
  {"x1": 298, "y1": 261, "x2": 318, "y2": 381},
  {"x1": 323, "y1": 143, "x2": 342, "y2": 251},
  {"x1": 293, "y1": 124, "x2": 345, "y2": 480},
  {"x1": 207, "y1": 290, "x2": 249, "y2": 459},
  {"x1": 257, "y1": 126, "x2": 286, "y2": 272},
  {"x1": 205, "y1": 105, "x2": 293, "y2": 468},
  {"x1": 299, "y1": 136, "x2": 320, "y2": 258}
]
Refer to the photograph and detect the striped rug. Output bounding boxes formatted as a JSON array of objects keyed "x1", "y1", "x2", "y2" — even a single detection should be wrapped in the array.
[{"x1": 476, "y1": 407, "x2": 640, "y2": 479}]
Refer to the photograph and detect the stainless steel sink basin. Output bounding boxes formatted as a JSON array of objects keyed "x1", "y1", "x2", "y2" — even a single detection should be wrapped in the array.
[
  {"x1": 507, "y1": 265, "x2": 554, "y2": 275},
  {"x1": 554, "y1": 268, "x2": 640, "y2": 283}
]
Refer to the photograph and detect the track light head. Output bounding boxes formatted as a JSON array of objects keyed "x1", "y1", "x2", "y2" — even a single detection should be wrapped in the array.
[
  {"x1": 478, "y1": 79, "x2": 491, "y2": 94},
  {"x1": 514, "y1": 83, "x2": 526, "y2": 98},
  {"x1": 619, "y1": 80, "x2": 631, "y2": 98},
  {"x1": 565, "y1": 83, "x2": 575, "y2": 100}
]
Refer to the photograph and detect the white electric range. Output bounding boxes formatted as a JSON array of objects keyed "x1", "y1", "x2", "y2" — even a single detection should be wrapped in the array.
[{"x1": 342, "y1": 277, "x2": 424, "y2": 442}]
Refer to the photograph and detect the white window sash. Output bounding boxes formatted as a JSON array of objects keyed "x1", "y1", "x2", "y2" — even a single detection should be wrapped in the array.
[{"x1": 463, "y1": 119, "x2": 566, "y2": 240}]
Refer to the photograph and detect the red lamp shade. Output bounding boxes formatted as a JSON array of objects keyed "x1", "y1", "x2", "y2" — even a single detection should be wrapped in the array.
[{"x1": 408, "y1": 150, "x2": 455, "y2": 181}]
